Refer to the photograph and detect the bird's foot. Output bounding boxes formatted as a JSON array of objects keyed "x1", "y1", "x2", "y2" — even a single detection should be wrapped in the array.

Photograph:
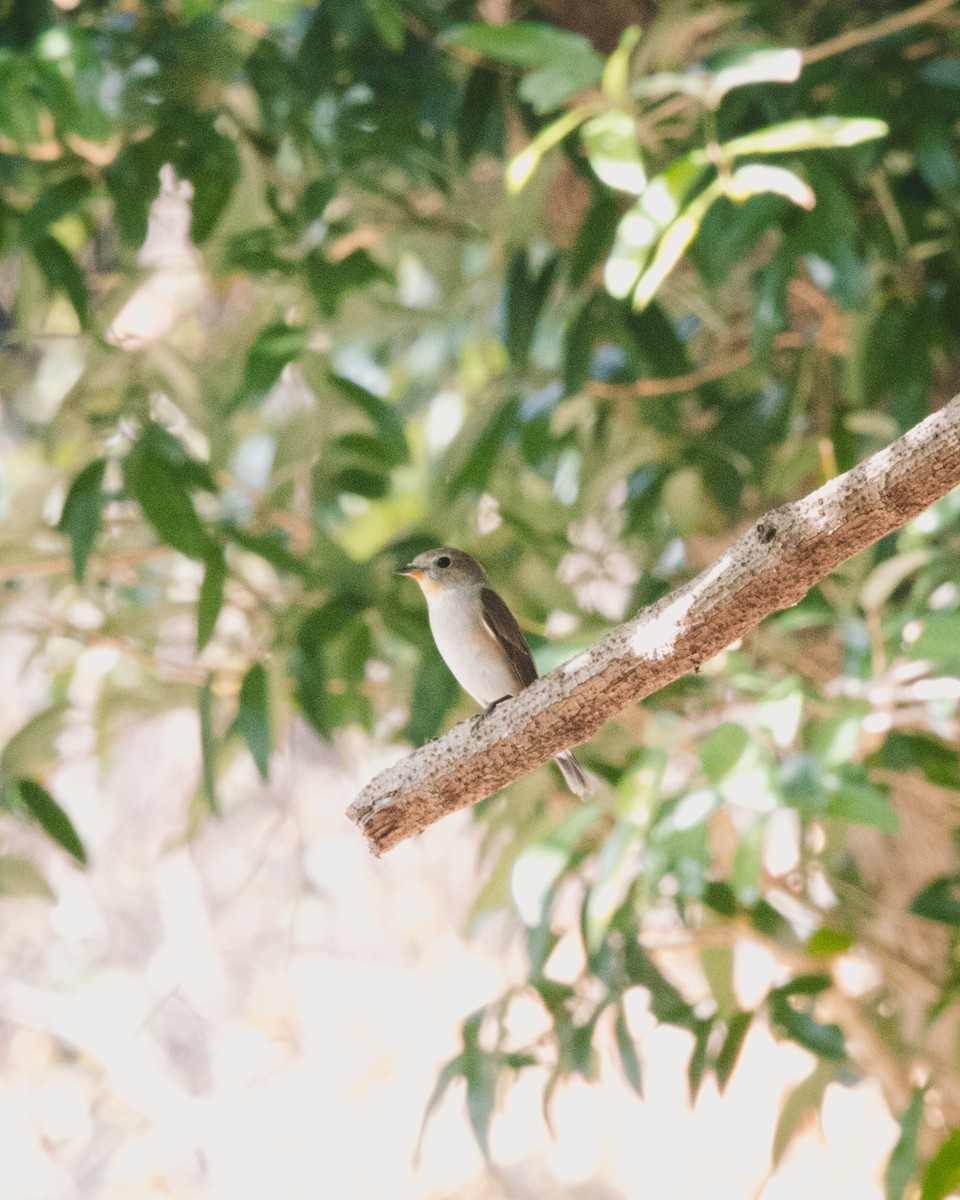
[{"x1": 471, "y1": 695, "x2": 512, "y2": 731}]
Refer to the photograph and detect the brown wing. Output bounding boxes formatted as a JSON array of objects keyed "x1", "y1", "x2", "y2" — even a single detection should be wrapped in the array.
[{"x1": 480, "y1": 586, "x2": 539, "y2": 690}]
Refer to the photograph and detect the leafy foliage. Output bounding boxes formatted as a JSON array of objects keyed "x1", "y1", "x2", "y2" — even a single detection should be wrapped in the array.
[{"x1": 1, "y1": 0, "x2": 960, "y2": 1188}]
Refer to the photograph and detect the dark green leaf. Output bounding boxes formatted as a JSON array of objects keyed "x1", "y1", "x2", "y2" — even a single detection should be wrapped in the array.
[
  {"x1": 32, "y1": 235, "x2": 88, "y2": 325},
  {"x1": 15, "y1": 778, "x2": 86, "y2": 864},
  {"x1": 504, "y1": 251, "x2": 558, "y2": 369},
  {"x1": 446, "y1": 394, "x2": 520, "y2": 497},
  {"x1": 687, "y1": 1019, "x2": 711, "y2": 1100},
  {"x1": 57, "y1": 458, "x2": 107, "y2": 582},
  {"x1": 233, "y1": 662, "x2": 271, "y2": 779},
  {"x1": 768, "y1": 987, "x2": 844, "y2": 1059},
  {"x1": 873, "y1": 733, "x2": 960, "y2": 791},
  {"x1": 361, "y1": 0, "x2": 404, "y2": 50},
  {"x1": 242, "y1": 323, "x2": 308, "y2": 400},
  {"x1": 197, "y1": 545, "x2": 226, "y2": 651},
  {"x1": 911, "y1": 876, "x2": 960, "y2": 927},
  {"x1": 715, "y1": 1011, "x2": 752, "y2": 1091},
  {"x1": 124, "y1": 438, "x2": 210, "y2": 559},
  {"x1": 415, "y1": 1054, "x2": 465, "y2": 1160},
  {"x1": 293, "y1": 597, "x2": 368, "y2": 736},
  {"x1": 443, "y1": 22, "x2": 599, "y2": 68},
  {"x1": 887, "y1": 1088, "x2": 926, "y2": 1200},
  {"x1": 198, "y1": 674, "x2": 219, "y2": 816},
  {"x1": 614, "y1": 1006, "x2": 643, "y2": 1096},
  {"x1": 328, "y1": 373, "x2": 407, "y2": 464},
  {"x1": 21, "y1": 175, "x2": 92, "y2": 245},
  {"x1": 405, "y1": 648, "x2": 462, "y2": 744}
]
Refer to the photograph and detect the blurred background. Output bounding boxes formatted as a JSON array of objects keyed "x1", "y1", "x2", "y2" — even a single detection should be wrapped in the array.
[{"x1": 1, "y1": 0, "x2": 960, "y2": 1196}]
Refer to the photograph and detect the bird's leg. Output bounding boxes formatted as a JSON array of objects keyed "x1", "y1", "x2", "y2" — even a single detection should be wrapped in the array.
[{"x1": 471, "y1": 695, "x2": 512, "y2": 730}]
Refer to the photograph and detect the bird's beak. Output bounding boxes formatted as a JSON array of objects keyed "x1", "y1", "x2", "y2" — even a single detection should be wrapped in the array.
[{"x1": 396, "y1": 564, "x2": 423, "y2": 580}]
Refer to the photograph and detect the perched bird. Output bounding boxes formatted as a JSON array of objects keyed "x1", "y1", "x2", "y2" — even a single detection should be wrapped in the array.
[{"x1": 397, "y1": 547, "x2": 588, "y2": 796}]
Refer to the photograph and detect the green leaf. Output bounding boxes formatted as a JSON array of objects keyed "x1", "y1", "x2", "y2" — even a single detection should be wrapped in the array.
[
  {"x1": 32, "y1": 234, "x2": 89, "y2": 325},
  {"x1": 911, "y1": 876, "x2": 960, "y2": 927},
  {"x1": 768, "y1": 985, "x2": 844, "y2": 1059},
  {"x1": 198, "y1": 674, "x2": 219, "y2": 816},
  {"x1": 504, "y1": 251, "x2": 558, "y2": 368},
  {"x1": 443, "y1": 22, "x2": 599, "y2": 67},
  {"x1": 873, "y1": 733, "x2": 960, "y2": 791},
  {"x1": 461, "y1": 1011, "x2": 496, "y2": 1158},
  {"x1": 824, "y1": 772, "x2": 898, "y2": 832},
  {"x1": 715, "y1": 1010, "x2": 753, "y2": 1091},
  {"x1": 614, "y1": 1006, "x2": 643, "y2": 1096},
  {"x1": 197, "y1": 545, "x2": 226, "y2": 651},
  {"x1": 293, "y1": 597, "x2": 367, "y2": 735},
  {"x1": 699, "y1": 722, "x2": 750, "y2": 783},
  {"x1": 886, "y1": 1089, "x2": 925, "y2": 1200},
  {"x1": 415, "y1": 1054, "x2": 465, "y2": 1160},
  {"x1": 405, "y1": 649, "x2": 462, "y2": 745},
  {"x1": 21, "y1": 175, "x2": 92, "y2": 245},
  {"x1": 507, "y1": 104, "x2": 599, "y2": 192},
  {"x1": 921, "y1": 1129, "x2": 960, "y2": 1200},
  {"x1": 0, "y1": 702, "x2": 69, "y2": 783},
  {"x1": 718, "y1": 116, "x2": 888, "y2": 159},
  {"x1": 446, "y1": 395, "x2": 520, "y2": 497},
  {"x1": 233, "y1": 662, "x2": 271, "y2": 779},
  {"x1": 124, "y1": 437, "x2": 210, "y2": 559},
  {"x1": 602, "y1": 25, "x2": 642, "y2": 103},
  {"x1": 723, "y1": 163, "x2": 814, "y2": 210},
  {"x1": 706, "y1": 48, "x2": 802, "y2": 104},
  {"x1": 361, "y1": 0, "x2": 404, "y2": 50},
  {"x1": 58, "y1": 458, "x2": 107, "y2": 582},
  {"x1": 0, "y1": 855, "x2": 55, "y2": 899},
  {"x1": 581, "y1": 111, "x2": 646, "y2": 194},
  {"x1": 908, "y1": 614, "x2": 960, "y2": 660},
  {"x1": 630, "y1": 181, "x2": 719, "y2": 309},
  {"x1": 806, "y1": 927, "x2": 853, "y2": 957},
  {"x1": 242, "y1": 323, "x2": 308, "y2": 400},
  {"x1": 772, "y1": 1060, "x2": 834, "y2": 1164},
  {"x1": 328, "y1": 373, "x2": 407, "y2": 464},
  {"x1": 518, "y1": 56, "x2": 605, "y2": 115},
  {"x1": 15, "y1": 778, "x2": 87, "y2": 864}
]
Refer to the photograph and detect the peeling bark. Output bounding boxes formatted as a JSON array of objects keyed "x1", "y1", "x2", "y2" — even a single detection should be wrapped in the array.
[{"x1": 348, "y1": 393, "x2": 960, "y2": 855}]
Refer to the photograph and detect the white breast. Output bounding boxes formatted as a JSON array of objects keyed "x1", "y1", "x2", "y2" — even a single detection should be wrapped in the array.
[{"x1": 427, "y1": 587, "x2": 520, "y2": 708}]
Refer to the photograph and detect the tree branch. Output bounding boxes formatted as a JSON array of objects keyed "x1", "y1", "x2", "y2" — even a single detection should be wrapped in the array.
[{"x1": 348, "y1": 393, "x2": 960, "y2": 855}]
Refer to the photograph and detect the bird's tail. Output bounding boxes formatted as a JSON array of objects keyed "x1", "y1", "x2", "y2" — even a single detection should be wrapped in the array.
[{"x1": 554, "y1": 749, "x2": 589, "y2": 798}]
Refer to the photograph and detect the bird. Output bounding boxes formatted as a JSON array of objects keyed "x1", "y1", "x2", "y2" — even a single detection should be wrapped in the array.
[{"x1": 397, "y1": 547, "x2": 589, "y2": 796}]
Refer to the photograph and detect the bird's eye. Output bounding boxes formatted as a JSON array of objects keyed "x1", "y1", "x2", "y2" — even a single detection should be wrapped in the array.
[{"x1": 436, "y1": 555, "x2": 451, "y2": 569}]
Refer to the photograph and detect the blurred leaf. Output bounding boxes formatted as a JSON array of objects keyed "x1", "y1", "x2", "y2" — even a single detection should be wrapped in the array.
[
  {"x1": 873, "y1": 733, "x2": 960, "y2": 791},
  {"x1": 0, "y1": 854, "x2": 55, "y2": 899},
  {"x1": 706, "y1": 47, "x2": 802, "y2": 103},
  {"x1": 921, "y1": 1129, "x2": 960, "y2": 1200},
  {"x1": 416, "y1": 1054, "x2": 465, "y2": 1159},
  {"x1": 57, "y1": 458, "x2": 107, "y2": 582},
  {"x1": 773, "y1": 1060, "x2": 834, "y2": 1163},
  {"x1": 825, "y1": 770, "x2": 898, "y2": 832},
  {"x1": 361, "y1": 0, "x2": 404, "y2": 49},
  {"x1": 329, "y1": 373, "x2": 407, "y2": 464},
  {"x1": 715, "y1": 1010, "x2": 753, "y2": 1091},
  {"x1": 21, "y1": 175, "x2": 92, "y2": 245},
  {"x1": 405, "y1": 649, "x2": 462, "y2": 744},
  {"x1": 306, "y1": 247, "x2": 391, "y2": 317},
  {"x1": 32, "y1": 234, "x2": 88, "y2": 325},
  {"x1": 0, "y1": 702, "x2": 68, "y2": 783},
  {"x1": 293, "y1": 597, "x2": 368, "y2": 735},
  {"x1": 461, "y1": 1010, "x2": 496, "y2": 1158},
  {"x1": 443, "y1": 22, "x2": 599, "y2": 68},
  {"x1": 504, "y1": 250, "x2": 558, "y2": 368},
  {"x1": 198, "y1": 674, "x2": 219, "y2": 816},
  {"x1": 908, "y1": 614, "x2": 960, "y2": 660},
  {"x1": 886, "y1": 1088, "x2": 926, "y2": 1200},
  {"x1": 719, "y1": 116, "x2": 888, "y2": 158},
  {"x1": 458, "y1": 66, "x2": 503, "y2": 163},
  {"x1": 602, "y1": 26, "x2": 642, "y2": 103},
  {"x1": 446, "y1": 395, "x2": 520, "y2": 497},
  {"x1": 911, "y1": 876, "x2": 960, "y2": 927},
  {"x1": 14, "y1": 778, "x2": 86, "y2": 864},
  {"x1": 723, "y1": 163, "x2": 814, "y2": 209},
  {"x1": 860, "y1": 549, "x2": 930, "y2": 612},
  {"x1": 768, "y1": 980, "x2": 845, "y2": 1059},
  {"x1": 124, "y1": 436, "x2": 210, "y2": 559},
  {"x1": 519, "y1": 56, "x2": 605, "y2": 115},
  {"x1": 581, "y1": 111, "x2": 646, "y2": 193},
  {"x1": 233, "y1": 662, "x2": 271, "y2": 779},
  {"x1": 700, "y1": 722, "x2": 750, "y2": 783},
  {"x1": 569, "y1": 194, "x2": 620, "y2": 288},
  {"x1": 242, "y1": 323, "x2": 308, "y2": 400},
  {"x1": 806, "y1": 928, "x2": 853, "y2": 957},
  {"x1": 197, "y1": 544, "x2": 226, "y2": 651},
  {"x1": 614, "y1": 1006, "x2": 643, "y2": 1096},
  {"x1": 507, "y1": 104, "x2": 597, "y2": 192}
]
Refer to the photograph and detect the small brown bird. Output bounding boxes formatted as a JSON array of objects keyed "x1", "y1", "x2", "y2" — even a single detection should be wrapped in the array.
[{"x1": 398, "y1": 547, "x2": 588, "y2": 796}]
